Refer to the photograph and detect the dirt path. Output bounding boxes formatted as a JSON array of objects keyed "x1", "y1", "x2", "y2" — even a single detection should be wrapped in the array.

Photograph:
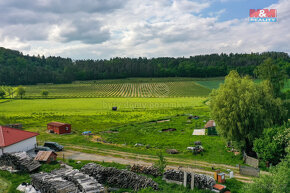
[
  {"x1": 66, "y1": 144, "x2": 238, "y2": 170},
  {"x1": 60, "y1": 149, "x2": 254, "y2": 183}
]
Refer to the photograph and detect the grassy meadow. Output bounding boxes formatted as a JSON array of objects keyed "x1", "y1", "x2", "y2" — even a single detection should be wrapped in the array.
[
  {"x1": 0, "y1": 77, "x2": 265, "y2": 193},
  {"x1": 0, "y1": 78, "x2": 245, "y2": 166}
]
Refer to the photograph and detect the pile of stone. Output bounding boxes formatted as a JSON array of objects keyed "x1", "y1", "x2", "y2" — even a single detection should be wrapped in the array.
[
  {"x1": 81, "y1": 163, "x2": 158, "y2": 191},
  {"x1": 130, "y1": 164, "x2": 162, "y2": 177},
  {"x1": 163, "y1": 169, "x2": 215, "y2": 190},
  {"x1": 0, "y1": 152, "x2": 41, "y2": 172},
  {"x1": 51, "y1": 168, "x2": 105, "y2": 193},
  {"x1": 31, "y1": 172, "x2": 78, "y2": 193}
]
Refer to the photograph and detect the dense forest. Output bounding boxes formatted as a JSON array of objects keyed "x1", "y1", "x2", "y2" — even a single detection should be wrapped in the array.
[{"x1": 0, "y1": 47, "x2": 289, "y2": 85}]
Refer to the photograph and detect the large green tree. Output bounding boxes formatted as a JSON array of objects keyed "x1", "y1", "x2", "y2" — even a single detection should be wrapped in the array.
[
  {"x1": 16, "y1": 86, "x2": 26, "y2": 99},
  {"x1": 210, "y1": 71, "x2": 287, "y2": 154},
  {"x1": 254, "y1": 57, "x2": 287, "y2": 97}
]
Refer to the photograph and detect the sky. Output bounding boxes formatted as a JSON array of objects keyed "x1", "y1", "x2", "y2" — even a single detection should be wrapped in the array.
[{"x1": 0, "y1": 0, "x2": 289, "y2": 59}]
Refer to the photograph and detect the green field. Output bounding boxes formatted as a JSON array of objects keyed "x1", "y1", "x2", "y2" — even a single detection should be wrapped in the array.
[
  {"x1": 0, "y1": 97, "x2": 205, "y2": 118},
  {"x1": 0, "y1": 96, "x2": 243, "y2": 165},
  {"x1": 18, "y1": 77, "x2": 225, "y2": 98},
  {"x1": 0, "y1": 77, "x2": 264, "y2": 192}
]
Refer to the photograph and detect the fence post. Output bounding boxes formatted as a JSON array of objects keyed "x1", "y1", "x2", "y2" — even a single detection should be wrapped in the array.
[
  {"x1": 183, "y1": 172, "x2": 187, "y2": 187},
  {"x1": 191, "y1": 173, "x2": 195, "y2": 190}
]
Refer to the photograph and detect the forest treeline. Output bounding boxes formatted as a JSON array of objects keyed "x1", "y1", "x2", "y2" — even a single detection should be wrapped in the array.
[{"x1": 0, "y1": 47, "x2": 289, "y2": 85}]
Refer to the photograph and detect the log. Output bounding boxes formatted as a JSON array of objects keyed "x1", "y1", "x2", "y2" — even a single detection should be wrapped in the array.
[
  {"x1": 0, "y1": 152, "x2": 41, "y2": 172},
  {"x1": 81, "y1": 163, "x2": 158, "y2": 191}
]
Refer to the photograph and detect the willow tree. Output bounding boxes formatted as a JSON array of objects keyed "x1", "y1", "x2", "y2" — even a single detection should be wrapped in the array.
[{"x1": 210, "y1": 71, "x2": 287, "y2": 154}]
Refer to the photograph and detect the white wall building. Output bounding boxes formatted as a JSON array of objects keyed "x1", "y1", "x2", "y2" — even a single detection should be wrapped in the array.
[{"x1": 0, "y1": 126, "x2": 39, "y2": 156}]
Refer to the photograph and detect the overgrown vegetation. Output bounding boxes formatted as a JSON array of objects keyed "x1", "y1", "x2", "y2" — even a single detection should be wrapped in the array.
[
  {"x1": 254, "y1": 124, "x2": 289, "y2": 166},
  {"x1": 243, "y1": 147, "x2": 290, "y2": 193}
]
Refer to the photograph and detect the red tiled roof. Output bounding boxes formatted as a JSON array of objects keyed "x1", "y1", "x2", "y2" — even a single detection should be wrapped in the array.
[
  {"x1": 205, "y1": 120, "x2": 216, "y2": 128},
  {"x1": 47, "y1": 122, "x2": 69, "y2": 127},
  {"x1": 34, "y1": 151, "x2": 57, "y2": 161},
  {"x1": 213, "y1": 184, "x2": 226, "y2": 190},
  {"x1": 0, "y1": 126, "x2": 39, "y2": 147}
]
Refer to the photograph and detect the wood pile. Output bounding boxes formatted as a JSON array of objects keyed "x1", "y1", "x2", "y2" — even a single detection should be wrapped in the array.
[
  {"x1": 130, "y1": 164, "x2": 162, "y2": 177},
  {"x1": 163, "y1": 169, "x2": 215, "y2": 189},
  {"x1": 51, "y1": 168, "x2": 105, "y2": 193},
  {"x1": 81, "y1": 163, "x2": 159, "y2": 191},
  {"x1": 31, "y1": 172, "x2": 78, "y2": 193},
  {"x1": 0, "y1": 152, "x2": 41, "y2": 172}
]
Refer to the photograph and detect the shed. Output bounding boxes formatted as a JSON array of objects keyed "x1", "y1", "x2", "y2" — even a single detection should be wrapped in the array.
[
  {"x1": 204, "y1": 120, "x2": 218, "y2": 135},
  {"x1": 34, "y1": 151, "x2": 57, "y2": 163},
  {"x1": 47, "y1": 122, "x2": 71, "y2": 135},
  {"x1": 0, "y1": 126, "x2": 39, "y2": 156}
]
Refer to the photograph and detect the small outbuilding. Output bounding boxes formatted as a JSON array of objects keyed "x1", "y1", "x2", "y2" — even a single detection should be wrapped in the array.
[
  {"x1": 47, "y1": 122, "x2": 71, "y2": 135},
  {"x1": 34, "y1": 151, "x2": 57, "y2": 163},
  {"x1": 204, "y1": 120, "x2": 218, "y2": 135}
]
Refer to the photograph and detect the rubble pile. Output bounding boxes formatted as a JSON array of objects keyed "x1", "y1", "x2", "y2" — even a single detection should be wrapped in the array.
[
  {"x1": 163, "y1": 169, "x2": 215, "y2": 189},
  {"x1": 130, "y1": 164, "x2": 162, "y2": 177},
  {"x1": 81, "y1": 163, "x2": 159, "y2": 191},
  {"x1": 51, "y1": 168, "x2": 105, "y2": 193},
  {"x1": 0, "y1": 152, "x2": 41, "y2": 172},
  {"x1": 31, "y1": 172, "x2": 78, "y2": 193}
]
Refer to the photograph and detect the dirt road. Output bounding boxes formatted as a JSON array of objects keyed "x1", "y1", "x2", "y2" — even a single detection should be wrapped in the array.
[{"x1": 60, "y1": 149, "x2": 255, "y2": 183}]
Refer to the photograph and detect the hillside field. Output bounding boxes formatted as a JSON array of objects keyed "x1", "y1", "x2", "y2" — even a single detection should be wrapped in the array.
[{"x1": 19, "y1": 77, "x2": 224, "y2": 98}]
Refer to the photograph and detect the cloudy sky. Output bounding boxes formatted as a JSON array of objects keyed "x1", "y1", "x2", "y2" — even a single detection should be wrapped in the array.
[{"x1": 0, "y1": 0, "x2": 289, "y2": 59}]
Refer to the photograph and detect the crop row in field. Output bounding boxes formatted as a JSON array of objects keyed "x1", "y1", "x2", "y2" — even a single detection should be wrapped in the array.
[{"x1": 23, "y1": 81, "x2": 211, "y2": 98}]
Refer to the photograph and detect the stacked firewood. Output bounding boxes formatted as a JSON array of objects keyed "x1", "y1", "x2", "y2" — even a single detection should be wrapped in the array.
[
  {"x1": 81, "y1": 163, "x2": 159, "y2": 191},
  {"x1": 0, "y1": 152, "x2": 40, "y2": 172},
  {"x1": 163, "y1": 169, "x2": 184, "y2": 181},
  {"x1": 51, "y1": 168, "x2": 105, "y2": 193},
  {"x1": 130, "y1": 164, "x2": 162, "y2": 177},
  {"x1": 192, "y1": 173, "x2": 216, "y2": 189},
  {"x1": 163, "y1": 169, "x2": 215, "y2": 189},
  {"x1": 31, "y1": 172, "x2": 78, "y2": 193}
]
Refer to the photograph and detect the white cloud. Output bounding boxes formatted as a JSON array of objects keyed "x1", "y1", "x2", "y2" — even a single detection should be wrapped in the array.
[{"x1": 0, "y1": 0, "x2": 288, "y2": 59}]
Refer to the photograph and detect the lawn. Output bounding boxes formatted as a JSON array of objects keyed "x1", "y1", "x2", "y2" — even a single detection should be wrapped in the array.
[
  {"x1": 0, "y1": 97, "x2": 205, "y2": 116},
  {"x1": 0, "y1": 97, "x2": 242, "y2": 165}
]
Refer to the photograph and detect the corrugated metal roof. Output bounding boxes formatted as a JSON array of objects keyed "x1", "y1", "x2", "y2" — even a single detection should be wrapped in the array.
[
  {"x1": 0, "y1": 126, "x2": 39, "y2": 147},
  {"x1": 47, "y1": 122, "x2": 69, "y2": 127},
  {"x1": 34, "y1": 151, "x2": 57, "y2": 161}
]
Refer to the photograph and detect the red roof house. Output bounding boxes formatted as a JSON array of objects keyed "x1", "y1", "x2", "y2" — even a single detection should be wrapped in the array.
[
  {"x1": 47, "y1": 122, "x2": 71, "y2": 135},
  {"x1": 0, "y1": 126, "x2": 39, "y2": 156}
]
